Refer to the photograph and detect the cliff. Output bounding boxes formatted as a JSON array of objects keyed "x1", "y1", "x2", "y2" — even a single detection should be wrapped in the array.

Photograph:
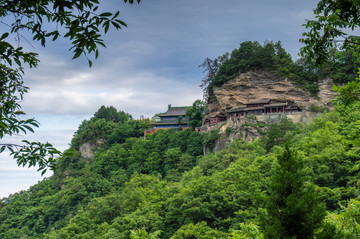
[
  {"x1": 203, "y1": 70, "x2": 338, "y2": 152},
  {"x1": 206, "y1": 70, "x2": 337, "y2": 119}
]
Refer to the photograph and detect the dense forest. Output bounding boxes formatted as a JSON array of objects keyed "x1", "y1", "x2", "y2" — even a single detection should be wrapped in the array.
[{"x1": 1, "y1": 77, "x2": 360, "y2": 238}]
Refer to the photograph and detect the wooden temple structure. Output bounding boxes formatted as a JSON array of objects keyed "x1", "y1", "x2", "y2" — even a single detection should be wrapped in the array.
[
  {"x1": 203, "y1": 112, "x2": 227, "y2": 126},
  {"x1": 144, "y1": 105, "x2": 190, "y2": 136},
  {"x1": 205, "y1": 99, "x2": 301, "y2": 126},
  {"x1": 144, "y1": 100, "x2": 302, "y2": 135}
]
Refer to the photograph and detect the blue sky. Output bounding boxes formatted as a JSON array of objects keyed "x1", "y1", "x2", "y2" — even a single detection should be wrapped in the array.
[{"x1": 0, "y1": 0, "x2": 319, "y2": 198}]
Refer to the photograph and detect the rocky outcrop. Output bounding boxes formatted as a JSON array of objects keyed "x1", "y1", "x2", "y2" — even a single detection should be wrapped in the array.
[
  {"x1": 205, "y1": 116, "x2": 268, "y2": 153},
  {"x1": 203, "y1": 70, "x2": 339, "y2": 153},
  {"x1": 79, "y1": 139, "x2": 105, "y2": 159},
  {"x1": 318, "y1": 78, "x2": 338, "y2": 107},
  {"x1": 206, "y1": 70, "x2": 338, "y2": 118},
  {"x1": 79, "y1": 143, "x2": 95, "y2": 159}
]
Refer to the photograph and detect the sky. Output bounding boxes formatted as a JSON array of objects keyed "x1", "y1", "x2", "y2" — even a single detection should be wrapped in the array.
[{"x1": 0, "y1": 0, "x2": 320, "y2": 198}]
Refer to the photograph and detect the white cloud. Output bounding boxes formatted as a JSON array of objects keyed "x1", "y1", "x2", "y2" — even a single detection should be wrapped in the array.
[{"x1": 23, "y1": 56, "x2": 202, "y2": 116}]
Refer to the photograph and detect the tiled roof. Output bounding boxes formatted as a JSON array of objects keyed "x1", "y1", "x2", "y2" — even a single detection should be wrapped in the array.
[
  {"x1": 226, "y1": 107, "x2": 246, "y2": 113},
  {"x1": 243, "y1": 107, "x2": 265, "y2": 111},
  {"x1": 264, "y1": 103, "x2": 288, "y2": 107},
  {"x1": 206, "y1": 112, "x2": 227, "y2": 118},
  {"x1": 157, "y1": 106, "x2": 189, "y2": 117},
  {"x1": 227, "y1": 106, "x2": 265, "y2": 112},
  {"x1": 152, "y1": 119, "x2": 189, "y2": 125},
  {"x1": 246, "y1": 99, "x2": 271, "y2": 104}
]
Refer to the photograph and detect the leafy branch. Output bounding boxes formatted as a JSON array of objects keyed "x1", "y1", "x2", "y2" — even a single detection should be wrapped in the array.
[{"x1": 0, "y1": 0, "x2": 141, "y2": 174}]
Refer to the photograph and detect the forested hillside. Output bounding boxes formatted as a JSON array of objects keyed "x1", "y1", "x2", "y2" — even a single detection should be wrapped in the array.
[
  {"x1": 2, "y1": 0, "x2": 360, "y2": 237},
  {"x1": 1, "y1": 81, "x2": 360, "y2": 238}
]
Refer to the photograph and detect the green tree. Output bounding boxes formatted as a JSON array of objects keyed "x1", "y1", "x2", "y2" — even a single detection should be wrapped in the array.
[
  {"x1": 300, "y1": 0, "x2": 360, "y2": 65},
  {"x1": 321, "y1": 45, "x2": 360, "y2": 84},
  {"x1": 317, "y1": 198, "x2": 360, "y2": 238},
  {"x1": 199, "y1": 53, "x2": 229, "y2": 99},
  {"x1": 261, "y1": 145, "x2": 326, "y2": 239},
  {"x1": 262, "y1": 117, "x2": 300, "y2": 152},
  {"x1": 178, "y1": 115, "x2": 183, "y2": 131},
  {"x1": 170, "y1": 221, "x2": 227, "y2": 239},
  {"x1": 130, "y1": 228, "x2": 162, "y2": 239},
  {"x1": 185, "y1": 100, "x2": 207, "y2": 129},
  {"x1": 0, "y1": 0, "x2": 141, "y2": 173},
  {"x1": 229, "y1": 223, "x2": 264, "y2": 239},
  {"x1": 203, "y1": 129, "x2": 220, "y2": 153},
  {"x1": 201, "y1": 41, "x2": 321, "y2": 94},
  {"x1": 332, "y1": 78, "x2": 360, "y2": 107},
  {"x1": 94, "y1": 105, "x2": 132, "y2": 123},
  {"x1": 273, "y1": 41, "x2": 293, "y2": 76}
]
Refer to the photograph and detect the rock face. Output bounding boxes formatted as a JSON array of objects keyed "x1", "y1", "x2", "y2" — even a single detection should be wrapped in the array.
[
  {"x1": 206, "y1": 70, "x2": 338, "y2": 118},
  {"x1": 203, "y1": 70, "x2": 339, "y2": 153},
  {"x1": 79, "y1": 139, "x2": 105, "y2": 159},
  {"x1": 79, "y1": 143, "x2": 94, "y2": 159},
  {"x1": 318, "y1": 78, "x2": 338, "y2": 107}
]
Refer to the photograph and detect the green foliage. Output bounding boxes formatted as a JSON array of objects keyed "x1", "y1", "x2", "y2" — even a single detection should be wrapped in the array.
[
  {"x1": 247, "y1": 114, "x2": 257, "y2": 120},
  {"x1": 317, "y1": 199, "x2": 360, "y2": 238},
  {"x1": 94, "y1": 105, "x2": 132, "y2": 123},
  {"x1": 209, "y1": 41, "x2": 291, "y2": 88},
  {"x1": 185, "y1": 99, "x2": 207, "y2": 129},
  {"x1": 310, "y1": 104, "x2": 329, "y2": 113},
  {"x1": 1, "y1": 0, "x2": 140, "y2": 64},
  {"x1": 3, "y1": 97, "x2": 360, "y2": 238},
  {"x1": 229, "y1": 223, "x2": 264, "y2": 239},
  {"x1": 261, "y1": 145, "x2": 326, "y2": 239},
  {"x1": 71, "y1": 105, "x2": 151, "y2": 150},
  {"x1": 202, "y1": 39, "x2": 360, "y2": 97},
  {"x1": 226, "y1": 127, "x2": 235, "y2": 135},
  {"x1": 289, "y1": 60, "x2": 321, "y2": 96},
  {"x1": 203, "y1": 129, "x2": 220, "y2": 153},
  {"x1": 199, "y1": 53, "x2": 229, "y2": 99},
  {"x1": 317, "y1": 45, "x2": 360, "y2": 84},
  {"x1": 200, "y1": 40, "x2": 326, "y2": 96},
  {"x1": 130, "y1": 228, "x2": 162, "y2": 239},
  {"x1": 170, "y1": 221, "x2": 228, "y2": 239},
  {"x1": 262, "y1": 117, "x2": 300, "y2": 152},
  {"x1": 300, "y1": 0, "x2": 360, "y2": 65},
  {"x1": 0, "y1": 0, "x2": 141, "y2": 173},
  {"x1": 106, "y1": 119, "x2": 152, "y2": 146},
  {"x1": 71, "y1": 118, "x2": 116, "y2": 149},
  {"x1": 332, "y1": 78, "x2": 360, "y2": 107},
  {"x1": 11, "y1": 1, "x2": 360, "y2": 237},
  {"x1": 0, "y1": 50, "x2": 60, "y2": 174}
]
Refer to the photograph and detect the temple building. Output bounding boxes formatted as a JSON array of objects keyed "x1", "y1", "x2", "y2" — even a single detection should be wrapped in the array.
[
  {"x1": 227, "y1": 99, "x2": 301, "y2": 119},
  {"x1": 203, "y1": 112, "x2": 227, "y2": 126},
  {"x1": 245, "y1": 99, "x2": 271, "y2": 108},
  {"x1": 144, "y1": 100, "x2": 302, "y2": 134},
  {"x1": 203, "y1": 99, "x2": 302, "y2": 126},
  {"x1": 144, "y1": 105, "x2": 190, "y2": 136}
]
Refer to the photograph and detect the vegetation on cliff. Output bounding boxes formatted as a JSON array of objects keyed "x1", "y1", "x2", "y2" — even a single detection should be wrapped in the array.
[{"x1": 200, "y1": 41, "x2": 360, "y2": 97}]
